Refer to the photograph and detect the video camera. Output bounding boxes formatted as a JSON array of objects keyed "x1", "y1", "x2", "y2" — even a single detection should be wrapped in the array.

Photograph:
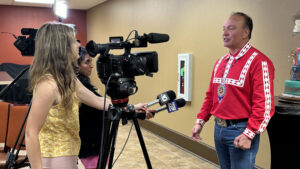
[
  {"x1": 14, "y1": 28, "x2": 38, "y2": 56},
  {"x1": 86, "y1": 31, "x2": 169, "y2": 105}
]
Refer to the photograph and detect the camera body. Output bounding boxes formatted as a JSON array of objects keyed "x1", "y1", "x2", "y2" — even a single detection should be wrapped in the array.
[
  {"x1": 86, "y1": 31, "x2": 169, "y2": 104},
  {"x1": 14, "y1": 28, "x2": 38, "y2": 56}
]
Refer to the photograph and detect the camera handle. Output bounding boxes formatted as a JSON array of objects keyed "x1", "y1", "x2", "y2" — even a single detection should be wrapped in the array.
[{"x1": 97, "y1": 104, "x2": 153, "y2": 169}]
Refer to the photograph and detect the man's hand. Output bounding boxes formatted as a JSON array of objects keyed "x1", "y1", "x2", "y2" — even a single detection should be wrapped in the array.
[
  {"x1": 191, "y1": 124, "x2": 203, "y2": 142},
  {"x1": 134, "y1": 103, "x2": 155, "y2": 119},
  {"x1": 234, "y1": 134, "x2": 252, "y2": 150}
]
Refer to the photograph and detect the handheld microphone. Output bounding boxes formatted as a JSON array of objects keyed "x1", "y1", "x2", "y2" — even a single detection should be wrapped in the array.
[
  {"x1": 137, "y1": 98, "x2": 186, "y2": 120},
  {"x1": 155, "y1": 98, "x2": 186, "y2": 113},
  {"x1": 146, "y1": 90, "x2": 176, "y2": 107}
]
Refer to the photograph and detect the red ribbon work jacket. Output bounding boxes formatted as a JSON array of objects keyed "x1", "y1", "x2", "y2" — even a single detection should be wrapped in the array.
[{"x1": 196, "y1": 42, "x2": 275, "y2": 139}]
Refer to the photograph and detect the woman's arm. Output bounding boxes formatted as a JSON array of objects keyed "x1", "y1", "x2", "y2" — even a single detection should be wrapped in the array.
[
  {"x1": 25, "y1": 79, "x2": 59, "y2": 169},
  {"x1": 76, "y1": 79, "x2": 154, "y2": 118},
  {"x1": 76, "y1": 79, "x2": 111, "y2": 111}
]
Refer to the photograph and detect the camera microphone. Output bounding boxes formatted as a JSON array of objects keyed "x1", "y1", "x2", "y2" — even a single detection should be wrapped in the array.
[
  {"x1": 21, "y1": 28, "x2": 32, "y2": 35},
  {"x1": 146, "y1": 90, "x2": 176, "y2": 107},
  {"x1": 134, "y1": 33, "x2": 169, "y2": 47},
  {"x1": 146, "y1": 33, "x2": 169, "y2": 43},
  {"x1": 21, "y1": 28, "x2": 37, "y2": 36}
]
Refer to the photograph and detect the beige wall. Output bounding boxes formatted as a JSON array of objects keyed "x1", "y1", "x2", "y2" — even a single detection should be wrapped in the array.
[{"x1": 87, "y1": 0, "x2": 300, "y2": 168}]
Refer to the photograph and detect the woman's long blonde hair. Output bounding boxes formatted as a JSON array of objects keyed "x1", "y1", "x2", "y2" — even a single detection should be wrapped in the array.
[{"x1": 29, "y1": 22, "x2": 79, "y2": 111}]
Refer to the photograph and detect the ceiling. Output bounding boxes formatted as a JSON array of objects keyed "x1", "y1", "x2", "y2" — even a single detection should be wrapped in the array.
[{"x1": 0, "y1": 0, "x2": 107, "y2": 10}]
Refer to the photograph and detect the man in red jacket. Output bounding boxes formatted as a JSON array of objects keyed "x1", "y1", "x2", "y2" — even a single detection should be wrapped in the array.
[{"x1": 191, "y1": 12, "x2": 275, "y2": 169}]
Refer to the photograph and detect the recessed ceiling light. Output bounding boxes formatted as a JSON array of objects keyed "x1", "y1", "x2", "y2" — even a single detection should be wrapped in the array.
[{"x1": 14, "y1": 0, "x2": 55, "y2": 4}]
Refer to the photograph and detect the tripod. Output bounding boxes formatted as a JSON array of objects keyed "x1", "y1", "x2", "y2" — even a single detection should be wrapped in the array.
[
  {"x1": 0, "y1": 67, "x2": 31, "y2": 169},
  {"x1": 97, "y1": 103, "x2": 152, "y2": 169}
]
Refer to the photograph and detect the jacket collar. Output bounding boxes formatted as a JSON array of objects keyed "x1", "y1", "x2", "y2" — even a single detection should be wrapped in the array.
[{"x1": 225, "y1": 42, "x2": 251, "y2": 60}]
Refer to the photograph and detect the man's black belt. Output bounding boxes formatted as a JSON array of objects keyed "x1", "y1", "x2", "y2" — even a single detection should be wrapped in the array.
[{"x1": 215, "y1": 117, "x2": 248, "y2": 127}]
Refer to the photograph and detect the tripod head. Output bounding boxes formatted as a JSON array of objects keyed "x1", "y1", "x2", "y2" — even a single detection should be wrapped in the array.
[{"x1": 108, "y1": 103, "x2": 138, "y2": 125}]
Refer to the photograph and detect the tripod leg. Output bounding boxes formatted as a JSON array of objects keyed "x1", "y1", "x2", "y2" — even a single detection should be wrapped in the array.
[
  {"x1": 132, "y1": 118, "x2": 153, "y2": 169},
  {"x1": 5, "y1": 132, "x2": 30, "y2": 169},
  {"x1": 98, "y1": 119, "x2": 120, "y2": 169},
  {"x1": 107, "y1": 120, "x2": 120, "y2": 169},
  {"x1": 97, "y1": 116, "x2": 112, "y2": 169}
]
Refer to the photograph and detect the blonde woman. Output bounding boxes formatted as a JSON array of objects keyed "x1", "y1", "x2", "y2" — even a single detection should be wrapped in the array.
[{"x1": 25, "y1": 22, "x2": 152, "y2": 169}]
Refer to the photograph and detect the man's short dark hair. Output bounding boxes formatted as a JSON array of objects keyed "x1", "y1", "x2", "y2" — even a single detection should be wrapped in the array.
[{"x1": 231, "y1": 12, "x2": 253, "y2": 39}]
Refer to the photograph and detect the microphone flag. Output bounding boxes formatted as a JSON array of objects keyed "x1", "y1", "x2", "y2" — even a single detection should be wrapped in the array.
[{"x1": 166, "y1": 100, "x2": 178, "y2": 113}]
